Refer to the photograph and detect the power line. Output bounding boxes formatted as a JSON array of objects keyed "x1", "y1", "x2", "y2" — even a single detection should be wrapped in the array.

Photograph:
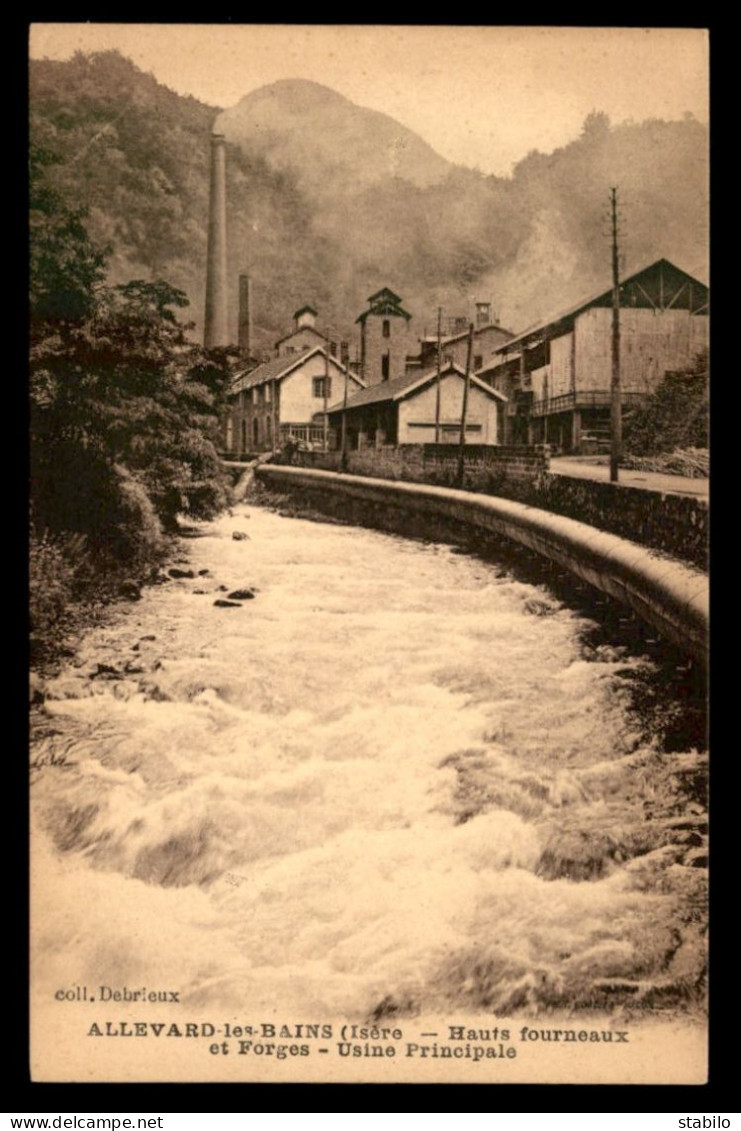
[{"x1": 609, "y1": 186, "x2": 622, "y2": 483}]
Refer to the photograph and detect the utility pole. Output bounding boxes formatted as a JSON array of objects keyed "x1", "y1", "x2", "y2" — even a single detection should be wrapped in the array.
[
  {"x1": 434, "y1": 306, "x2": 442, "y2": 444},
  {"x1": 272, "y1": 378, "x2": 279, "y2": 454},
  {"x1": 323, "y1": 329, "x2": 331, "y2": 452},
  {"x1": 341, "y1": 350, "x2": 349, "y2": 470},
  {"x1": 610, "y1": 186, "x2": 622, "y2": 483},
  {"x1": 457, "y1": 323, "x2": 475, "y2": 486}
]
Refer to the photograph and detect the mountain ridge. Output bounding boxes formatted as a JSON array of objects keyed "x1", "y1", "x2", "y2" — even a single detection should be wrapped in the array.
[
  {"x1": 29, "y1": 51, "x2": 709, "y2": 351},
  {"x1": 215, "y1": 77, "x2": 453, "y2": 193}
]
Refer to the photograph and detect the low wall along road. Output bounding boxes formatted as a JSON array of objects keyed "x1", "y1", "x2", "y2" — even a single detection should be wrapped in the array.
[
  {"x1": 256, "y1": 464, "x2": 708, "y2": 668},
  {"x1": 273, "y1": 444, "x2": 708, "y2": 570}
]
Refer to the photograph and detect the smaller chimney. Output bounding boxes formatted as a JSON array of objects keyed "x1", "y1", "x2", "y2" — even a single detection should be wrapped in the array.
[
  {"x1": 476, "y1": 301, "x2": 492, "y2": 327},
  {"x1": 238, "y1": 273, "x2": 253, "y2": 358}
]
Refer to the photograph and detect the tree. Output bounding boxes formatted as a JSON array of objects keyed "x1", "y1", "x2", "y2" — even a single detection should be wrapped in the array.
[
  {"x1": 580, "y1": 110, "x2": 611, "y2": 140},
  {"x1": 30, "y1": 141, "x2": 232, "y2": 569},
  {"x1": 30, "y1": 142, "x2": 108, "y2": 328},
  {"x1": 623, "y1": 349, "x2": 709, "y2": 455},
  {"x1": 32, "y1": 277, "x2": 232, "y2": 540}
]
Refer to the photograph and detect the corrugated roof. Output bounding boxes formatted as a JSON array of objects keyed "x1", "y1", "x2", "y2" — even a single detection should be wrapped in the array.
[
  {"x1": 327, "y1": 362, "x2": 506, "y2": 413},
  {"x1": 497, "y1": 258, "x2": 709, "y2": 353},
  {"x1": 327, "y1": 370, "x2": 420, "y2": 411}
]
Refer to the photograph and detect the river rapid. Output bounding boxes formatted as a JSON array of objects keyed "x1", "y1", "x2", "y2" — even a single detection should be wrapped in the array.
[{"x1": 31, "y1": 502, "x2": 707, "y2": 1032}]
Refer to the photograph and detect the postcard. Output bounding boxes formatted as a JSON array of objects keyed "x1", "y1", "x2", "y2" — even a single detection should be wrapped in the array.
[{"x1": 29, "y1": 24, "x2": 709, "y2": 1084}]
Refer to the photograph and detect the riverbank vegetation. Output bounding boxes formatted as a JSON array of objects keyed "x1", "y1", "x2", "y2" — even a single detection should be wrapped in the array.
[
  {"x1": 30, "y1": 141, "x2": 234, "y2": 666},
  {"x1": 622, "y1": 350, "x2": 709, "y2": 475}
]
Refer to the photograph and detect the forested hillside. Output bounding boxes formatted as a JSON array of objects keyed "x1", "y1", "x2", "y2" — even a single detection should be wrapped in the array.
[
  {"x1": 30, "y1": 120, "x2": 234, "y2": 664},
  {"x1": 30, "y1": 50, "x2": 709, "y2": 350}
]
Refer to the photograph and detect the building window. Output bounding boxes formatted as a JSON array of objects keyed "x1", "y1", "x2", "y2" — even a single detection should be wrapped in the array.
[
  {"x1": 257, "y1": 386, "x2": 264, "y2": 404},
  {"x1": 381, "y1": 353, "x2": 390, "y2": 380},
  {"x1": 265, "y1": 383, "x2": 272, "y2": 404},
  {"x1": 382, "y1": 319, "x2": 390, "y2": 339},
  {"x1": 474, "y1": 355, "x2": 483, "y2": 370},
  {"x1": 313, "y1": 377, "x2": 332, "y2": 398},
  {"x1": 253, "y1": 418, "x2": 259, "y2": 445},
  {"x1": 241, "y1": 420, "x2": 247, "y2": 451}
]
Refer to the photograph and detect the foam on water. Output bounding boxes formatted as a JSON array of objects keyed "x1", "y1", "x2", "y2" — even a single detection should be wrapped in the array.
[{"x1": 31, "y1": 504, "x2": 706, "y2": 1020}]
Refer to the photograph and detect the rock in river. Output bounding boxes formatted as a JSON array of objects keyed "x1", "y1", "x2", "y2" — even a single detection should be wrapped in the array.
[{"x1": 118, "y1": 579, "x2": 142, "y2": 601}]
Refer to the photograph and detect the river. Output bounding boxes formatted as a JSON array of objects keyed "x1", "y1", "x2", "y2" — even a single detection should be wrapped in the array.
[{"x1": 30, "y1": 501, "x2": 708, "y2": 1080}]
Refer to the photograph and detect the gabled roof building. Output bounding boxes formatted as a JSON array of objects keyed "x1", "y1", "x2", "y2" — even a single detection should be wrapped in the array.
[
  {"x1": 417, "y1": 320, "x2": 515, "y2": 374},
  {"x1": 275, "y1": 305, "x2": 328, "y2": 358},
  {"x1": 326, "y1": 359, "x2": 506, "y2": 449},
  {"x1": 482, "y1": 258, "x2": 709, "y2": 451},
  {"x1": 224, "y1": 345, "x2": 364, "y2": 455},
  {"x1": 356, "y1": 287, "x2": 415, "y2": 387}
]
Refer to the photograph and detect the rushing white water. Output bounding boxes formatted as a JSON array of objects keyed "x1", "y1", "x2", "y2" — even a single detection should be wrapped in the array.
[{"x1": 31, "y1": 503, "x2": 707, "y2": 1022}]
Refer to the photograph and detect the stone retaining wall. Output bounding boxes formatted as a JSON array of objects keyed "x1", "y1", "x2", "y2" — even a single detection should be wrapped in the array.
[
  {"x1": 276, "y1": 443, "x2": 550, "y2": 489},
  {"x1": 532, "y1": 476, "x2": 708, "y2": 571},
  {"x1": 273, "y1": 444, "x2": 707, "y2": 569}
]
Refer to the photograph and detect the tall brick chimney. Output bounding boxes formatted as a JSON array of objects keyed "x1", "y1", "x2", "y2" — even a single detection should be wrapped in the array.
[
  {"x1": 204, "y1": 134, "x2": 229, "y2": 349},
  {"x1": 238, "y1": 273, "x2": 252, "y2": 359}
]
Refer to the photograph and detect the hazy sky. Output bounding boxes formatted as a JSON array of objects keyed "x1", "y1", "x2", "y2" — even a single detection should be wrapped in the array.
[{"x1": 30, "y1": 24, "x2": 708, "y2": 177}]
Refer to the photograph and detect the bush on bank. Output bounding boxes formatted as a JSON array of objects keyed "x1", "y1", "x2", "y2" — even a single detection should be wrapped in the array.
[
  {"x1": 623, "y1": 350, "x2": 709, "y2": 456},
  {"x1": 29, "y1": 140, "x2": 235, "y2": 666}
]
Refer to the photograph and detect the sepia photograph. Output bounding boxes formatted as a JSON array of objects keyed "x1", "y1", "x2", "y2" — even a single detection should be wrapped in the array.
[{"x1": 28, "y1": 23, "x2": 709, "y2": 1085}]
